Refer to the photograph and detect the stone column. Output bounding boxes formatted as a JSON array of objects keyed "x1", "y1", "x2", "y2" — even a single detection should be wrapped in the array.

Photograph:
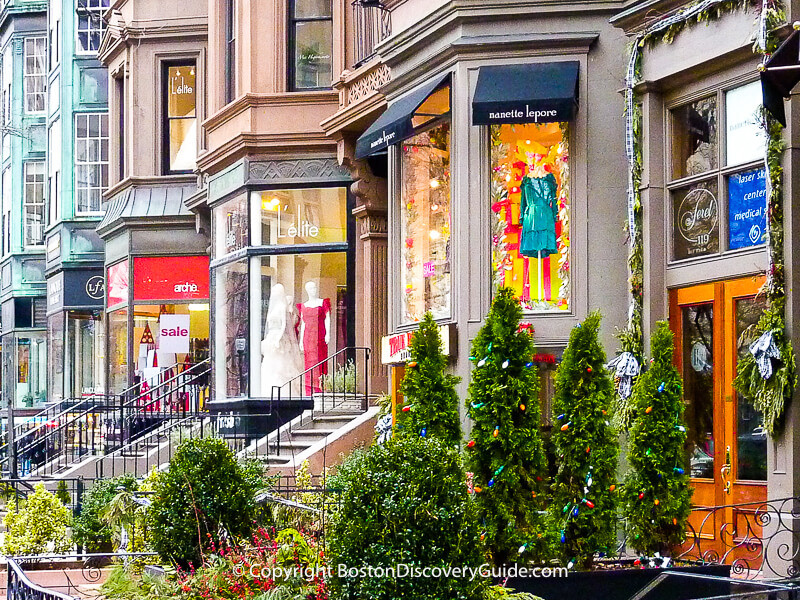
[{"x1": 345, "y1": 155, "x2": 389, "y2": 393}]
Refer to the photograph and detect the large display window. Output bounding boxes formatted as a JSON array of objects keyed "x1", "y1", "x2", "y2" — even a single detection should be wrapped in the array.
[
  {"x1": 490, "y1": 123, "x2": 570, "y2": 312},
  {"x1": 48, "y1": 310, "x2": 105, "y2": 402},
  {"x1": 4, "y1": 332, "x2": 47, "y2": 409},
  {"x1": 211, "y1": 185, "x2": 352, "y2": 401}
]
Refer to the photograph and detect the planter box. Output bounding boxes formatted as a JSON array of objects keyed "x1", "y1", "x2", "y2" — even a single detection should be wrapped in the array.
[{"x1": 507, "y1": 565, "x2": 733, "y2": 600}]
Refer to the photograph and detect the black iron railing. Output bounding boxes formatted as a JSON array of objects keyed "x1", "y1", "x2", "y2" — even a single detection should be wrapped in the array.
[
  {"x1": 14, "y1": 359, "x2": 210, "y2": 477},
  {"x1": 268, "y1": 346, "x2": 370, "y2": 460},
  {"x1": 352, "y1": 0, "x2": 391, "y2": 67},
  {"x1": 7, "y1": 556, "x2": 79, "y2": 600}
]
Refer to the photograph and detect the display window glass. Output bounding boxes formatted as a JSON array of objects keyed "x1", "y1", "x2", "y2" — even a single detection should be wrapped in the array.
[
  {"x1": 68, "y1": 310, "x2": 105, "y2": 398},
  {"x1": 400, "y1": 122, "x2": 451, "y2": 324},
  {"x1": 108, "y1": 308, "x2": 128, "y2": 394},
  {"x1": 214, "y1": 259, "x2": 249, "y2": 399},
  {"x1": 47, "y1": 314, "x2": 65, "y2": 402},
  {"x1": 490, "y1": 123, "x2": 570, "y2": 312},
  {"x1": 107, "y1": 260, "x2": 129, "y2": 308},
  {"x1": 214, "y1": 193, "x2": 248, "y2": 258},
  {"x1": 252, "y1": 188, "x2": 347, "y2": 246},
  {"x1": 668, "y1": 82, "x2": 766, "y2": 262},
  {"x1": 14, "y1": 332, "x2": 47, "y2": 408}
]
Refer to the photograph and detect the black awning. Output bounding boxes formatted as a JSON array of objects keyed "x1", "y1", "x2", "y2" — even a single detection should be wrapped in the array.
[
  {"x1": 761, "y1": 29, "x2": 800, "y2": 127},
  {"x1": 355, "y1": 73, "x2": 451, "y2": 159},
  {"x1": 472, "y1": 61, "x2": 579, "y2": 125}
]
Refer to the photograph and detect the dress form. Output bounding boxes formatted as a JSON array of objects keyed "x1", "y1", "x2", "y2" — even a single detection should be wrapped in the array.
[
  {"x1": 522, "y1": 152, "x2": 558, "y2": 303},
  {"x1": 261, "y1": 284, "x2": 304, "y2": 397}
]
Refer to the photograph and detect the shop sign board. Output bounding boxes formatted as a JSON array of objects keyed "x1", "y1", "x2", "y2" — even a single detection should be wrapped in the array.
[
  {"x1": 728, "y1": 167, "x2": 767, "y2": 250},
  {"x1": 133, "y1": 256, "x2": 210, "y2": 301},
  {"x1": 158, "y1": 314, "x2": 191, "y2": 353},
  {"x1": 381, "y1": 324, "x2": 453, "y2": 364}
]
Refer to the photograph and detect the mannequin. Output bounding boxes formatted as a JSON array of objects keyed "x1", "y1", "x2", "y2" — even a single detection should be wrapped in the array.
[
  {"x1": 298, "y1": 280, "x2": 331, "y2": 393},
  {"x1": 261, "y1": 283, "x2": 304, "y2": 398},
  {"x1": 520, "y1": 151, "x2": 558, "y2": 302}
]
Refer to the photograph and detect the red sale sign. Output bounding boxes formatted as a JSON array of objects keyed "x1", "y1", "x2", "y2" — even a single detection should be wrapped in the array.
[{"x1": 133, "y1": 256, "x2": 210, "y2": 301}]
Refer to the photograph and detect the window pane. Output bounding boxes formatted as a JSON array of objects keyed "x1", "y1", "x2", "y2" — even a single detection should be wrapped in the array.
[
  {"x1": 672, "y1": 96, "x2": 718, "y2": 180},
  {"x1": 400, "y1": 122, "x2": 451, "y2": 324},
  {"x1": 672, "y1": 179, "x2": 719, "y2": 260},
  {"x1": 735, "y1": 295, "x2": 767, "y2": 481},
  {"x1": 490, "y1": 123, "x2": 570, "y2": 312},
  {"x1": 252, "y1": 253, "x2": 348, "y2": 396},
  {"x1": 48, "y1": 313, "x2": 65, "y2": 403},
  {"x1": 74, "y1": 113, "x2": 109, "y2": 213},
  {"x1": 293, "y1": 21, "x2": 332, "y2": 89},
  {"x1": 728, "y1": 167, "x2": 767, "y2": 250},
  {"x1": 294, "y1": 0, "x2": 332, "y2": 18},
  {"x1": 108, "y1": 308, "x2": 128, "y2": 394},
  {"x1": 214, "y1": 193, "x2": 249, "y2": 257},
  {"x1": 215, "y1": 259, "x2": 249, "y2": 399},
  {"x1": 255, "y1": 187, "x2": 347, "y2": 246},
  {"x1": 169, "y1": 119, "x2": 197, "y2": 171},
  {"x1": 166, "y1": 66, "x2": 196, "y2": 118},
  {"x1": 76, "y1": 0, "x2": 109, "y2": 53},
  {"x1": 683, "y1": 304, "x2": 714, "y2": 479},
  {"x1": 726, "y1": 82, "x2": 767, "y2": 167},
  {"x1": 80, "y1": 68, "x2": 109, "y2": 104}
]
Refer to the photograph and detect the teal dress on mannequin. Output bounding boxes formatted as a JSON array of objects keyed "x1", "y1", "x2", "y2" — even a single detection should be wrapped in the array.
[{"x1": 519, "y1": 173, "x2": 559, "y2": 257}]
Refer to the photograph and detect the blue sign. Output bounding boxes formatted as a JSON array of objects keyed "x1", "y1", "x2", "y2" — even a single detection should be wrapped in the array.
[{"x1": 728, "y1": 167, "x2": 767, "y2": 250}]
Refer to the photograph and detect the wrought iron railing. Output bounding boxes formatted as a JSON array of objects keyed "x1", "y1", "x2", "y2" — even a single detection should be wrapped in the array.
[
  {"x1": 6, "y1": 556, "x2": 79, "y2": 600},
  {"x1": 14, "y1": 359, "x2": 210, "y2": 477},
  {"x1": 351, "y1": 0, "x2": 391, "y2": 67}
]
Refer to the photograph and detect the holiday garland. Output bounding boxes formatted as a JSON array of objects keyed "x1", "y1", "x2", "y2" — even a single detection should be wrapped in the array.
[{"x1": 619, "y1": 0, "x2": 795, "y2": 434}]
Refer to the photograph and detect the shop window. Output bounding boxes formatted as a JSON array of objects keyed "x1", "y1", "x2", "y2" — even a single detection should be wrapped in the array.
[
  {"x1": 669, "y1": 81, "x2": 767, "y2": 261},
  {"x1": 163, "y1": 62, "x2": 197, "y2": 173},
  {"x1": 15, "y1": 333, "x2": 47, "y2": 409},
  {"x1": 108, "y1": 308, "x2": 128, "y2": 394},
  {"x1": 107, "y1": 259, "x2": 129, "y2": 308},
  {"x1": 400, "y1": 122, "x2": 451, "y2": 324},
  {"x1": 24, "y1": 161, "x2": 45, "y2": 246},
  {"x1": 214, "y1": 259, "x2": 249, "y2": 398},
  {"x1": 48, "y1": 314, "x2": 65, "y2": 402},
  {"x1": 253, "y1": 187, "x2": 347, "y2": 246},
  {"x1": 214, "y1": 193, "x2": 248, "y2": 257},
  {"x1": 68, "y1": 310, "x2": 105, "y2": 398},
  {"x1": 76, "y1": 0, "x2": 110, "y2": 54},
  {"x1": 80, "y1": 68, "x2": 109, "y2": 104},
  {"x1": 75, "y1": 113, "x2": 109, "y2": 214},
  {"x1": 24, "y1": 37, "x2": 46, "y2": 113},
  {"x1": 289, "y1": 0, "x2": 333, "y2": 90},
  {"x1": 49, "y1": 120, "x2": 61, "y2": 224},
  {"x1": 490, "y1": 123, "x2": 570, "y2": 312}
]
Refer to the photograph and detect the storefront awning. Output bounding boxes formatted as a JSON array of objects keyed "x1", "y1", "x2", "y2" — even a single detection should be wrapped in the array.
[
  {"x1": 355, "y1": 73, "x2": 451, "y2": 159},
  {"x1": 472, "y1": 61, "x2": 579, "y2": 125},
  {"x1": 761, "y1": 29, "x2": 800, "y2": 127}
]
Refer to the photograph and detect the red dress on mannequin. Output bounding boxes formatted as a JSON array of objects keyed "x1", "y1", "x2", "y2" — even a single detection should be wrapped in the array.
[{"x1": 298, "y1": 298, "x2": 331, "y2": 393}]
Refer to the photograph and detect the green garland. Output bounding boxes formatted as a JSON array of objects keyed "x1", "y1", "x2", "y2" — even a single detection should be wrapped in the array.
[{"x1": 620, "y1": 0, "x2": 796, "y2": 435}]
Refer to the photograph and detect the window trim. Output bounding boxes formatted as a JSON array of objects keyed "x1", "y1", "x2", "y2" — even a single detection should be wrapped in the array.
[
  {"x1": 24, "y1": 37, "x2": 47, "y2": 114},
  {"x1": 75, "y1": 0, "x2": 110, "y2": 55},
  {"x1": 74, "y1": 112, "x2": 109, "y2": 216},
  {"x1": 665, "y1": 80, "x2": 767, "y2": 265},
  {"x1": 161, "y1": 60, "x2": 197, "y2": 175},
  {"x1": 288, "y1": 0, "x2": 334, "y2": 92}
]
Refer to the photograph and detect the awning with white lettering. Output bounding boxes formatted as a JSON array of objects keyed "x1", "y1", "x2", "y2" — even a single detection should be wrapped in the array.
[
  {"x1": 761, "y1": 29, "x2": 800, "y2": 127},
  {"x1": 472, "y1": 61, "x2": 580, "y2": 126},
  {"x1": 355, "y1": 73, "x2": 451, "y2": 159}
]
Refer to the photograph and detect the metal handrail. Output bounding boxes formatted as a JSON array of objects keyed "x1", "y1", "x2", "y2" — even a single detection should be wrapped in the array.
[{"x1": 6, "y1": 556, "x2": 79, "y2": 600}]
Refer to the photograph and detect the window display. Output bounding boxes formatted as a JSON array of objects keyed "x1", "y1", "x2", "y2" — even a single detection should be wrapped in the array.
[
  {"x1": 253, "y1": 187, "x2": 347, "y2": 246},
  {"x1": 400, "y1": 122, "x2": 451, "y2": 324},
  {"x1": 47, "y1": 314, "x2": 65, "y2": 402},
  {"x1": 108, "y1": 308, "x2": 128, "y2": 394},
  {"x1": 215, "y1": 193, "x2": 248, "y2": 257},
  {"x1": 14, "y1": 333, "x2": 46, "y2": 408},
  {"x1": 67, "y1": 311, "x2": 105, "y2": 398},
  {"x1": 490, "y1": 123, "x2": 570, "y2": 312},
  {"x1": 215, "y1": 259, "x2": 248, "y2": 398}
]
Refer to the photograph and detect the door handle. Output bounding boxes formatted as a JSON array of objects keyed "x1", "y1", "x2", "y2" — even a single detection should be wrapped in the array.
[{"x1": 720, "y1": 444, "x2": 732, "y2": 494}]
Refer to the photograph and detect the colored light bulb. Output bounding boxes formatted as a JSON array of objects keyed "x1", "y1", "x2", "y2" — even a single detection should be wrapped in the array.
[
  {"x1": 502, "y1": 360, "x2": 509, "y2": 369},
  {"x1": 402, "y1": 406, "x2": 411, "y2": 412},
  {"x1": 467, "y1": 440, "x2": 476, "y2": 448}
]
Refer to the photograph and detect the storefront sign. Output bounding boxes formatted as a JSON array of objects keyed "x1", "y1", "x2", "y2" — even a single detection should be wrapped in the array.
[
  {"x1": 133, "y1": 256, "x2": 210, "y2": 301},
  {"x1": 728, "y1": 167, "x2": 767, "y2": 250},
  {"x1": 49, "y1": 270, "x2": 106, "y2": 312},
  {"x1": 107, "y1": 260, "x2": 129, "y2": 308},
  {"x1": 158, "y1": 314, "x2": 191, "y2": 353},
  {"x1": 691, "y1": 342, "x2": 710, "y2": 373},
  {"x1": 47, "y1": 274, "x2": 63, "y2": 311},
  {"x1": 381, "y1": 324, "x2": 453, "y2": 364},
  {"x1": 677, "y1": 187, "x2": 718, "y2": 254}
]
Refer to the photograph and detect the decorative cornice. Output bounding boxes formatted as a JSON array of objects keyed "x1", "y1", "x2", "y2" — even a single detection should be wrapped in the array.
[
  {"x1": 248, "y1": 158, "x2": 351, "y2": 183},
  {"x1": 204, "y1": 91, "x2": 338, "y2": 131},
  {"x1": 102, "y1": 175, "x2": 197, "y2": 202}
]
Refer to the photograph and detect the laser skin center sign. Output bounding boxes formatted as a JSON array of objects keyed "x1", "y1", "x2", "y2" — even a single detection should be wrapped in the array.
[
  {"x1": 728, "y1": 167, "x2": 767, "y2": 250},
  {"x1": 159, "y1": 314, "x2": 191, "y2": 353}
]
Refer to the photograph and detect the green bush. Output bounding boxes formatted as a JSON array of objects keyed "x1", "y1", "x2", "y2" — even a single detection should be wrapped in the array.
[
  {"x1": 73, "y1": 474, "x2": 137, "y2": 552},
  {"x1": 327, "y1": 436, "x2": 485, "y2": 600},
  {"x1": 148, "y1": 437, "x2": 259, "y2": 566},
  {"x1": 3, "y1": 483, "x2": 71, "y2": 555}
]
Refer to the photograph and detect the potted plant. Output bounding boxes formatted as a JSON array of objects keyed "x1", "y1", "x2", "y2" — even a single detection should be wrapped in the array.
[{"x1": 314, "y1": 359, "x2": 365, "y2": 412}]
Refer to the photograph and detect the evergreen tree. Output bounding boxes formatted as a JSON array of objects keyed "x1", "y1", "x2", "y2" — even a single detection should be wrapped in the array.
[
  {"x1": 465, "y1": 287, "x2": 548, "y2": 566},
  {"x1": 622, "y1": 321, "x2": 692, "y2": 555},
  {"x1": 398, "y1": 312, "x2": 462, "y2": 446},
  {"x1": 550, "y1": 312, "x2": 618, "y2": 569}
]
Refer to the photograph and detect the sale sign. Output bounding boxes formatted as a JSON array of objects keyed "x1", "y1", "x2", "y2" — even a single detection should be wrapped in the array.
[{"x1": 158, "y1": 314, "x2": 191, "y2": 353}]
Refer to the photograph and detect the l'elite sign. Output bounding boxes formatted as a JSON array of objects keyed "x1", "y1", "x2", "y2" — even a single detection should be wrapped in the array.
[{"x1": 159, "y1": 314, "x2": 191, "y2": 353}]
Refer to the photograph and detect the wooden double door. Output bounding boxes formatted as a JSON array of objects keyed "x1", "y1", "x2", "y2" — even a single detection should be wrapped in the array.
[{"x1": 669, "y1": 277, "x2": 767, "y2": 557}]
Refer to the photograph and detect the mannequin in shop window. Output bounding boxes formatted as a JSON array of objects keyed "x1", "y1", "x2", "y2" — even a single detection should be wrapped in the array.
[
  {"x1": 299, "y1": 280, "x2": 331, "y2": 393},
  {"x1": 520, "y1": 151, "x2": 558, "y2": 301},
  {"x1": 261, "y1": 283, "x2": 304, "y2": 398}
]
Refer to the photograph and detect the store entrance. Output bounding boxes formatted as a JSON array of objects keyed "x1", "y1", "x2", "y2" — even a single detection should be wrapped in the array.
[{"x1": 669, "y1": 277, "x2": 767, "y2": 561}]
